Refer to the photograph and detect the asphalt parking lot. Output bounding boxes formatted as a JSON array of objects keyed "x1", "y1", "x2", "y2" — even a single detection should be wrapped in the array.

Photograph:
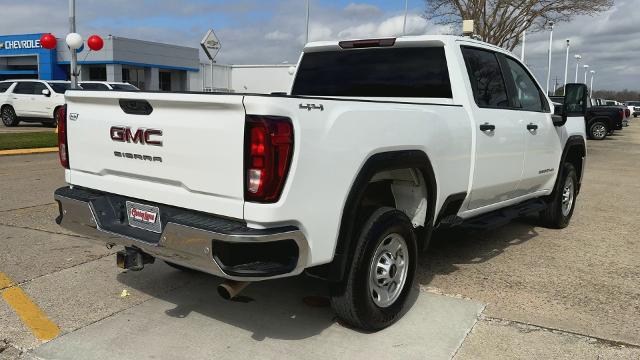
[{"x1": 1, "y1": 124, "x2": 639, "y2": 359}]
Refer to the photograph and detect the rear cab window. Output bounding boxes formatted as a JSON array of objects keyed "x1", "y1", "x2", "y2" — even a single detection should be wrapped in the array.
[
  {"x1": 461, "y1": 47, "x2": 509, "y2": 108},
  {"x1": 291, "y1": 46, "x2": 452, "y2": 98}
]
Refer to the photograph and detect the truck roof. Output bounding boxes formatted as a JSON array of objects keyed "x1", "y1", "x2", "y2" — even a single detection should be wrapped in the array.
[{"x1": 304, "y1": 35, "x2": 510, "y2": 55}]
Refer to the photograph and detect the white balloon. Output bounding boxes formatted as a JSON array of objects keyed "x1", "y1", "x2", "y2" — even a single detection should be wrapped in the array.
[{"x1": 66, "y1": 33, "x2": 83, "y2": 49}]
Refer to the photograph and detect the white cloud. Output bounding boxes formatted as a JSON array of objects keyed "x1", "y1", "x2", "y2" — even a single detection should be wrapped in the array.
[{"x1": 265, "y1": 30, "x2": 293, "y2": 41}]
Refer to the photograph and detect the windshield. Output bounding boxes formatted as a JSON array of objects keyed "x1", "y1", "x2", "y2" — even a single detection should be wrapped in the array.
[
  {"x1": 47, "y1": 82, "x2": 72, "y2": 93},
  {"x1": 626, "y1": 101, "x2": 640, "y2": 106},
  {"x1": 109, "y1": 83, "x2": 138, "y2": 91},
  {"x1": 80, "y1": 83, "x2": 110, "y2": 90}
]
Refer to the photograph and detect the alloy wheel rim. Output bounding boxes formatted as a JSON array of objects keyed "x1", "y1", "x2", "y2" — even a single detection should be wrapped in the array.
[
  {"x1": 561, "y1": 176, "x2": 574, "y2": 217},
  {"x1": 593, "y1": 125, "x2": 606, "y2": 139},
  {"x1": 369, "y1": 233, "x2": 409, "y2": 308}
]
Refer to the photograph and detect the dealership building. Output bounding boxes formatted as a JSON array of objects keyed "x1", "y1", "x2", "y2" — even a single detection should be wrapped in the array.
[{"x1": 0, "y1": 33, "x2": 293, "y2": 93}]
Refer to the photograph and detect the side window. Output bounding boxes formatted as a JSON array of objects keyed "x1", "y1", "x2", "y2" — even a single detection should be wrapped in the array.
[
  {"x1": 13, "y1": 82, "x2": 34, "y2": 95},
  {"x1": 505, "y1": 57, "x2": 547, "y2": 112},
  {"x1": 461, "y1": 47, "x2": 509, "y2": 108},
  {"x1": 0, "y1": 82, "x2": 13, "y2": 93},
  {"x1": 33, "y1": 83, "x2": 47, "y2": 95}
]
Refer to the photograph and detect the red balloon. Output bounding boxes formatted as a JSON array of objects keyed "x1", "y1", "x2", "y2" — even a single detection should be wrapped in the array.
[
  {"x1": 87, "y1": 35, "x2": 104, "y2": 51},
  {"x1": 40, "y1": 33, "x2": 57, "y2": 50}
]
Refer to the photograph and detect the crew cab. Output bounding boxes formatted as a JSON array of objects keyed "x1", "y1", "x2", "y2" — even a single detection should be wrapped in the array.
[
  {"x1": 54, "y1": 36, "x2": 588, "y2": 330},
  {"x1": 0, "y1": 80, "x2": 70, "y2": 127}
]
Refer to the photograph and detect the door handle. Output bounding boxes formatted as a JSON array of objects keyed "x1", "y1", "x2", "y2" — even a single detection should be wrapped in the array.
[
  {"x1": 479, "y1": 123, "x2": 496, "y2": 132},
  {"x1": 527, "y1": 123, "x2": 539, "y2": 131}
]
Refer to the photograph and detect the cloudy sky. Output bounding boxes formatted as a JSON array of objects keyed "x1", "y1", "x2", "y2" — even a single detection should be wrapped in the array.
[{"x1": 1, "y1": 0, "x2": 638, "y2": 90}]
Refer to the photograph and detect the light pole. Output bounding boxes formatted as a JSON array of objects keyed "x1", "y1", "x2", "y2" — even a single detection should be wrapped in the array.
[
  {"x1": 574, "y1": 54, "x2": 582, "y2": 82},
  {"x1": 402, "y1": 0, "x2": 409, "y2": 35},
  {"x1": 590, "y1": 70, "x2": 596, "y2": 92},
  {"x1": 69, "y1": 0, "x2": 78, "y2": 89},
  {"x1": 563, "y1": 39, "x2": 570, "y2": 94},
  {"x1": 305, "y1": 0, "x2": 310, "y2": 44},
  {"x1": 583, "y1": 64, "x2": 589, "y2": 83},
  {"x1": 545, "y1": 22, "x2": 554, "y2": 96}
]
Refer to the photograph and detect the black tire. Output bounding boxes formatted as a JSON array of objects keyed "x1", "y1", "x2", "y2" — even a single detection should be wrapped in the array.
[
  {"x1": 43, "y1": 108, "x2": 61, "y2": 128},
  {"x1": 1, "y1": 106, "x2": 19, "y2": 127},
  {"x1": 164, "y1": 261, "x2": 197, "y2": 272},
  {"x1": 330, "y1": 207, "x2": 418, "y2": 331},
  {"x1": 540, "y1": 163, "x2": 578, "y2": 229}
]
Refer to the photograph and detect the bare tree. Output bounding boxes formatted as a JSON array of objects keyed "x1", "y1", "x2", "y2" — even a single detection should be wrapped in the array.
[{"x1": 424, "y1": 0, "x2": 614, "y2": 51}]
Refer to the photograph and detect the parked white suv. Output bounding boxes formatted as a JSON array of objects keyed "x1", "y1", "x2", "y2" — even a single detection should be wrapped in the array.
[
  {"x1": 55, "y1": 35, "x2": 588, "y2": 330},
  {"x1": 0, "y1": 80, "x2": 70, "y2": 127}
]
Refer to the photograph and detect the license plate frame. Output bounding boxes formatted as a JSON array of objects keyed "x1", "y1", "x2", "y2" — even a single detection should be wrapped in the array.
[{"x1": 126, "y1": 201, "x2": 162, "y2": 233}]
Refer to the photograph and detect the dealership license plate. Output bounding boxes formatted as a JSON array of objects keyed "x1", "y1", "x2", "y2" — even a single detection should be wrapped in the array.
[{"x1": 126, "y1": 201, "x2": 162, "y2": 233}]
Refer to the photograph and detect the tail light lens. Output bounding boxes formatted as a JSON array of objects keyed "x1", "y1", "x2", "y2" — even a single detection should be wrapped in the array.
[
  {"x1": 625, "y1": 109, "x2": 630, "y2": 118},
  {"x1": 245, "y1": 115, "x2": 293, "y2": 203},
  {"x1": 57, "y1": 105, "x2": 69, "y2": 169},
  {"x1": 619, "y1": 110, "x2": 624, "y2": 120}
]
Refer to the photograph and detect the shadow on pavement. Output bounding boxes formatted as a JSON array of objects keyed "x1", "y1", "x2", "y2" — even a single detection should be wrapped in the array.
[
  {"x1": 418, "y1": 217, "x2": 540, "y2": 284},
  {"x1": 115, "y1": 263, "x2": 420, "y2": 341}
]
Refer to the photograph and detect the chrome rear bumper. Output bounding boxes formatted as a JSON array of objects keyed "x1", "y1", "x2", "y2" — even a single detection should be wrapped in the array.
[{"x1": 54, "y1": 187, "x2": 308, "y2": 281}]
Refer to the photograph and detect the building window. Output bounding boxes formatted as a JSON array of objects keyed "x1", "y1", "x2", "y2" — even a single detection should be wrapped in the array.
[
  {"x1": 122, "y1": 67, "x2": 145, "y2": 90},
  {"x1": 89, "y1": 66, "x2": 107, "y2": 81},
  {"x1": 159, "y1": 71, "x2": 171, "y2": 91}
]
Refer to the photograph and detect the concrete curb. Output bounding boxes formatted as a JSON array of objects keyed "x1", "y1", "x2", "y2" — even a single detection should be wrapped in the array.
[{"x1": 0, "y1": 147, "x2": 58, "y2": 156}]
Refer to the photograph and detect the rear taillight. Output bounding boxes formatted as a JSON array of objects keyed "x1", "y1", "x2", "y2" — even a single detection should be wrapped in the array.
[
  {"x1": 244, "y1": 115, "x2": 293, "y2": 203},
  {"x1": 619, "y1": 110, "x2": 624, "y2": 120},
  {"x1": 625, "y1": 109, "x2": 630, "y2": 118},
  {"x1": 57, "y1": 105, "x2": 69, "y2": 169}
]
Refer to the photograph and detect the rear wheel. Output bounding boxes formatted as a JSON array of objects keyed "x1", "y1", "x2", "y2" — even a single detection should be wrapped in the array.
[
  {"x1": 588, "y1": 121, "x2": 608, "y2": 140},
  {"x1": 540, "y1": 163, "x2": 577, "y2": 229},
  {"x1": 330, "y1": 207, "x2": 417, "y2": 331},
  {"x1": 43, "y1": 108, "x2": 61, "y2": 128},
  {"x1": 1, "y1": 106, "x2": 19, "y2": 127}
]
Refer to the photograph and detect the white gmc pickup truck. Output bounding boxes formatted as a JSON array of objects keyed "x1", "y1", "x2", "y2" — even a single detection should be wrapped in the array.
[{"x1": 54, "y1": 35, "x2": 588, "y2": 330}]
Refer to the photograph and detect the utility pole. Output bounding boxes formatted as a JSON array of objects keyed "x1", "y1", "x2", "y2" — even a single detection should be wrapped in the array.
[
  {"x1": 69, "y1": 0, "x2": 78, "y2": 89},
  {"x1": 590, "y1": 71, "x2": 596, "y2": 92},
  {"x1": 545, "y1": 22, "x2": 554, "y2": 96},
  {"x1": 563, "y1": 39, "x2": 570, "y2": 94},
  {"x1": 402, "y1": 0, "x2": 408, "y2": 35}
]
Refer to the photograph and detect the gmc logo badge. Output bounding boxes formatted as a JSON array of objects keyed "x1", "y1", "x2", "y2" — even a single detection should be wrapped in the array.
[{"x1": 110, "y1": 127, "x2": 163, "y2": 146}]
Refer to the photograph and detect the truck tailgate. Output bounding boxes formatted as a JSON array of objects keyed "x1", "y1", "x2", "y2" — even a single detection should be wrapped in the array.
[{"x1": 64, "y1": 91, "x2": 246, "y2": 219}]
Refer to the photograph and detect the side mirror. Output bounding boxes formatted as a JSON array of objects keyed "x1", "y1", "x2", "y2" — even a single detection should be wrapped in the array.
[
  {"x1": 564, "y1": 83, "x2": 588, "y2": 112},
  {"x1": 41, "y1": 89, "x2": 51, "y2": 97}
]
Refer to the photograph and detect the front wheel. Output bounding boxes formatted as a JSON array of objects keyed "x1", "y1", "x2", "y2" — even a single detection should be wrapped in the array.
[
  {"x1": 540, "y1": 163, "x2": 578, "y2": 229},
  {"x1": 330, "y1": 207, "x2": 418, "y2": 331},
  {"x1": 1, "y1": 106, "x2": 19, "y2": 127},
  {"x1": 588, "y1": 121, "x2": 608, "y2": 140}
]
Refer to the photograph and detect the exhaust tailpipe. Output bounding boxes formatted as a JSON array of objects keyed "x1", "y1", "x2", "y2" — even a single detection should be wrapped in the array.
[{"x1": 217, "y1": 280, "x2": 249, "y2": 300}]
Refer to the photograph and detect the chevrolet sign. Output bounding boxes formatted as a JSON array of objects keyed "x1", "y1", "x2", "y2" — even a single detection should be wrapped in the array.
[{"x1": 2, "y1": 39, "x2": 42, "y2": 50}]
